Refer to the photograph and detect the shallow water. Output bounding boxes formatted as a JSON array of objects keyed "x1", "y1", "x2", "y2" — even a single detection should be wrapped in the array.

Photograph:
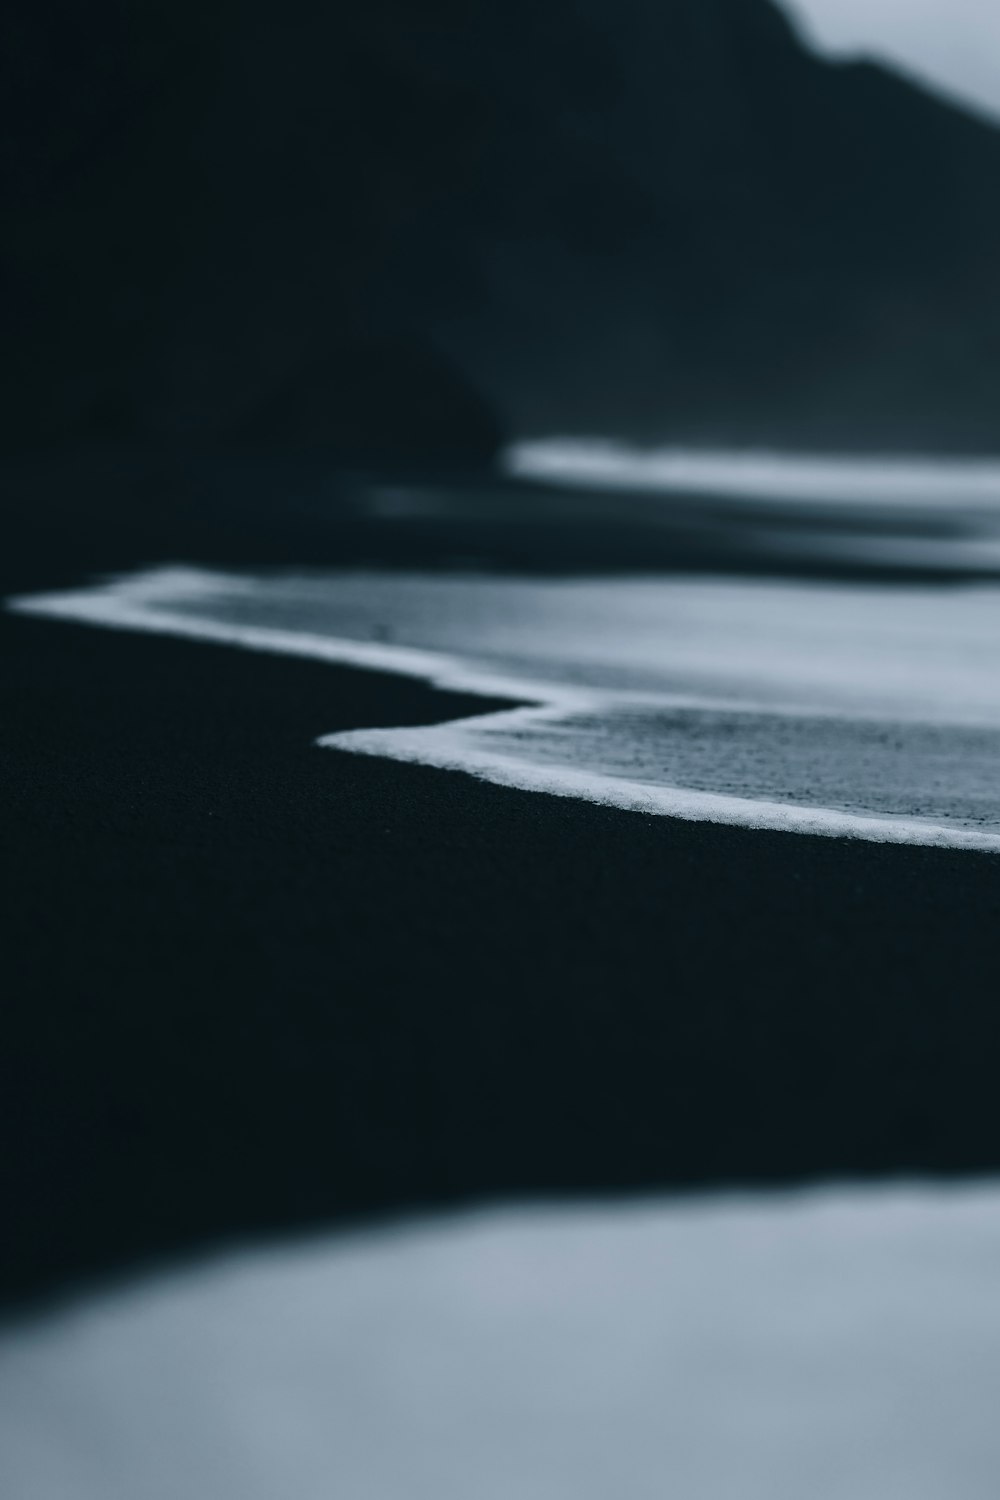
[{"x1": 12, "y1": 563, "x2": 1000, "y2": 849}]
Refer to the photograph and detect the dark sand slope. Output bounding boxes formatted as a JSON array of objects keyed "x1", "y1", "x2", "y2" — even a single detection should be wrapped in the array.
[{"x1": 3, "y1": 609, "x2": 1000, "y2": 1306}]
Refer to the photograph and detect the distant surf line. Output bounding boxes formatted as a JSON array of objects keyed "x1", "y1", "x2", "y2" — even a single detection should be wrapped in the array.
[
  {"x1": 9, "y1": 565, "x2": 1000, "y2": 854},
  {"x1": 506, "y1": 439, "x2": 1000, "y2": 509}
]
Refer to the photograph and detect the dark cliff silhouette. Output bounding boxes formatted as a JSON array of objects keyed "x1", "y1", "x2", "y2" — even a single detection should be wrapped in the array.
[{"x1": 4, "y1": 0, "x2": 1000, "y2": 457}]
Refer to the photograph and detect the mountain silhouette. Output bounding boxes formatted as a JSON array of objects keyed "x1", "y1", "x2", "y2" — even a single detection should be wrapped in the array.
[{"x1": 4, "y1": 0, "x2": 1000, "y2": 456}]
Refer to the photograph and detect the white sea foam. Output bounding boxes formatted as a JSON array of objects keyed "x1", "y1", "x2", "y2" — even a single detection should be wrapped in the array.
[
  {"x1": 3, "y1": 1183, "x2": 1000, "y2": 1499},
  {"x1": 11, "y1": 565, "x2": 1000, "y2": 850},
  {"x1": 323, "y1": 714, "x2": 1000, "y2": 850}
]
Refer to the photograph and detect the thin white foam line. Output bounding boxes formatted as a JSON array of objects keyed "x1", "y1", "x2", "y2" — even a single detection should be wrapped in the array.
[
  {"x1": 18, "y1": 570, "x2": 1000, "y2": 731},
  {"x1": 322, "y1": 718, "x2": 1000, "y2": 852},
  {"x1": 10, "y1": 569, "x2": 1000, "y2": 853},
  {"x1": 26, "y1": 570, "x2": 953, "y2": 728},
  {"x1": 6, "y1": 584, "x2": 587, "y2": 713}
]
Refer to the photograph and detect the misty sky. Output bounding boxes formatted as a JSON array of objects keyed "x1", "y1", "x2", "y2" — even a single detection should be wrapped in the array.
[{"x1": 789, "y1": 0, "x2": 1000, "y2": 122}]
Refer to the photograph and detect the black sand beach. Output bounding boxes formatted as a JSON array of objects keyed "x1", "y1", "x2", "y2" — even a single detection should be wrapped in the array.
[
  {"x1": 9, "y1": 5, "x2": 1000, "y2": 1489},
  {"x1": 4, "y1": 544, "x2": 1000, "y2": 1306}
]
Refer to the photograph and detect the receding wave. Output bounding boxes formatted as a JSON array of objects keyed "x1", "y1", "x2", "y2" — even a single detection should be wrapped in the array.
[{"x1": 11, "y1": 565, "x2": 1000, "y2": 850}]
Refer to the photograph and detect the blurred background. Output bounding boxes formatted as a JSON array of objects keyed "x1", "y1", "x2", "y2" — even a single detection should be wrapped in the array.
[{"x1": 5, "y1": 0, "x2": 1000, "y2": 457}]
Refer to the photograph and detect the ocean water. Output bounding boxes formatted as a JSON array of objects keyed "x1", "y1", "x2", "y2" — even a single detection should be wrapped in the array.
[
  {"x1": 12, "y1": 559, "x2": 1000, "y2": 849},
  {"x1": 3, "y1": 1184, "x2": 1000, "y2": 1499}
]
